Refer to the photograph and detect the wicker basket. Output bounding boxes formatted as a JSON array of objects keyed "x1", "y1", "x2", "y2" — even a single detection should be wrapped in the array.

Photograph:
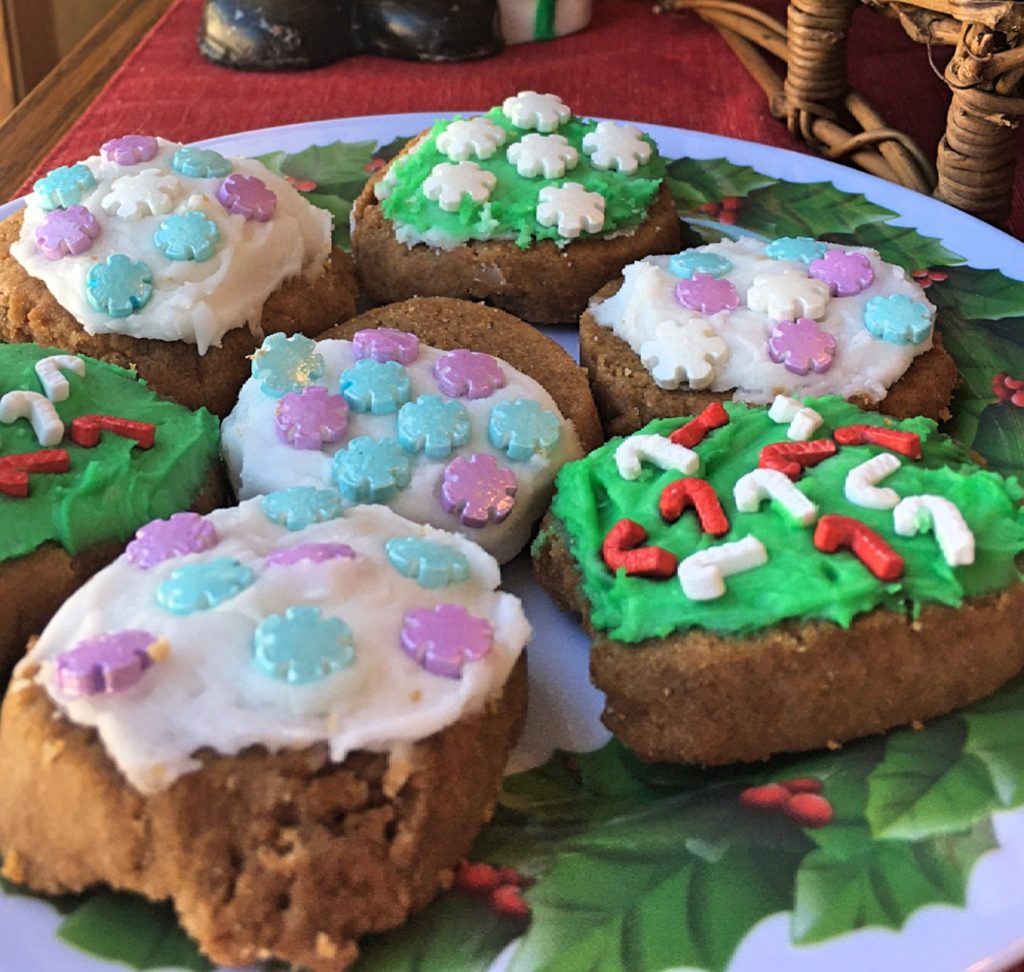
[{"x1": 658, "y1": 0, "x2": 1024, "y2": 225}]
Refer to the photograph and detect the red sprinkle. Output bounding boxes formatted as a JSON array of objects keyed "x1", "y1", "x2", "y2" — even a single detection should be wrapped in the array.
[
  {"x1": 659, "y1": 478, "x2": 729, "y2": 536},
  {"x1": 491, "y1": 884, "x2": 530, "y2": 919},
  {"x1": 739, "y1": 783, "x2": 791, "y2": 811},
  {"x1": 784, "y1": 792, "x2": 834, "y2": 828},
  {"x1": 668, "y1": 402, "x2": 729, "y2": 448},
  {"x1": 454, "y1": 861, "x2": 501, "y2": 893},
  {"x1": 781, "y1": 778, "x2": 823, "y2": 794},
  {"x1": 0, "y1": 449, "x2": 70, "y2": 497},
  {"x1": 759, "y1": 439, "x2": 837, "y2": 480},
  {"x1": 833, "y1": 424, "x2": 921, "y2": 459},
  {"x1": 813, "y1": 514, "x2": 905, "y2": 581},
  {"x1": 601, "y1": 519, "x2": 678, "y2": 579},
  {"x1": 71, "y1": 415, "x2": 156, "y2": 450}
]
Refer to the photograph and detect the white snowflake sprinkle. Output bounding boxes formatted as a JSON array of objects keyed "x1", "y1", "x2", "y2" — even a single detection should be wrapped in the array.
[
  {"x1": 373, "y1": 168, "x2": 398, "y2": 201},
  {"x1": 747, "y1": 271, "x2": 830, "y2": 321},
  {"x1": 502, "y1": 91, "x2": 571, "y2": 133},
  {"x1": 639, "y1": 318, "x2": 729, "y2": 390},
  {"x1": 422, "y1": 162, "x2": 497, "y2": 212},
  {"x1": 507, "y1": 133, "x2": 578, "y2": 179},
  {"x1": 581, "y1": 122, "x2": 652, "y2": 174},
  {"x1": 535, "y1": 182, "x2": 605, "y2": 238},
  {"x1": 101, "y1": 169, "x2": 181, "y2": 221},
  {"x1": 436, "y1": 117, "x2": 507, "y2": 162}
]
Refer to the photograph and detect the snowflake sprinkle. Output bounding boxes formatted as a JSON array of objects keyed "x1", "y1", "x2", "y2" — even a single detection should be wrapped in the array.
[
  {"x1": 251, "y1": 333, "x2": 324, "y2": 399},
  {"x1": 253, "y1": 606, "x2": 354, "y2": 684},
  {"x1": 436, "y1": 117, "x2": 507, "y2": 161},
  {"x1": 506, "y1": 133, "x2": 578, "y2": 179},
  {"x1": 536, "y1": 182, "x2": 605, "y2": 238},
  {"x1": 581, "y1": 121, "x2": 652, "y2": 174},
  {"x1": 385, "y1": 537, "x2": 470, "y2": 589},
  {"x1": 502, "y1": 91, "x2": 571, "y2": 133},
  {"x1": 101, "y1": 169, "x2": 181, "y2": 221},
  {"x1": 488, "y1": 399, "x2": 561, "y2": 460},
  {"x1": 397, "y1": 394, "x2": 471, "y2": 459},
  {"x1": 85, "y1": 254, "x2": 153, "y2": 317},
  {"x1": 34, "y1": 164, "x2": 96, "y2": 210},
  {"x1": 639, "y1": 318, "x2": 728, "y2": 390},
  {"x1": 261, "y1": 486, "x2": 344, "y2": 531},
  {"x1": 422, "y1": 161, "x2": 496, "y2": 212},
  {"x1": 340, "y1": 359, "x2": 412, "y2": 414},
  {"x1": 332, "y1": 436, "x2": 412, "y2": 503},
  {"x1": 863, "y1": 293, "x2": 932, "y2": 345}
]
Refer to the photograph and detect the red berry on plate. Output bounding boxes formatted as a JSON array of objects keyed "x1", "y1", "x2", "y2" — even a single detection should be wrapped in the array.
[
  {"x1": 455, "y1": 860, "x2": 501, "y2": 893},
  {"x1": 781, "y1": 777, "x2": 823, "y2": 794},
  {"x1": 739, "y1": 783, "x2": 790, "y2": 811},
  {"x1": 784, "y1": 792, "x2": 834, "y2": 828},
  {"x1": 491, "y1": 884, "x2": 530, "y2": 919}
]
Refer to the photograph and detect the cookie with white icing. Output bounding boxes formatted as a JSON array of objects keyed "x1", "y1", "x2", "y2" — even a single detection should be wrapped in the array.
[
  {"x1": 0, "y1": 498, "x2": 529, "y2": 972},
  {"x1": 581, "y1": 237, "x2": 958, "y2": 436},
  {"x1": 350, "y1": 93, "x2": 680, "y2": 323},
  {"x1": 0, "y1": 136, "x2": 358, "y2": 415},
  {"x1": 223, "y1": 297, "x2": 604, "y2": 562}
]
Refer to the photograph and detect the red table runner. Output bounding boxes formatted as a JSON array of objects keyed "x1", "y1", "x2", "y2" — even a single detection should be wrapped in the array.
[{"x1": 24, "y1": 0, "x2": 1022, "y2": 238}]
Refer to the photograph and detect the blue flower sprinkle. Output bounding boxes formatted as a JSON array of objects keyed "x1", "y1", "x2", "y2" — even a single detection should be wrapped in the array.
[
  {"x1": 156, "y1": 557, "x2": 254, "y2": 615},
  {"x1": 253, "y1": 606, "x2": 354, "y2": 684},
  {"x1": 340, "y1": 359, "x2": 411, "y2": 415},
  {"x1": 765, "y1": 237, "x2": 828, "y2": 264},
  {"x1": 171, "y1": 146, "x2": 232, "y2": 179},
  {"x1": 385, "y1": 537, "x2": 470, "y2": 589},
  {"x1": 863, "y1": 293, "x2": 932, "y2": 345},
  {"x1": 332, "y1": 436, "x2": 412, "y2": 503},
  {"x1": 34, "y1": 164, "x2": 96, "y2": 210},
  {"x1": 251, "y1": 332, "x2": 324, "y2": 399},
  {"x1": 261, "y1": 486, "x2": 344, "y2": 531},
  {"x1": 154, "y1": 211, "x2": 221, "y2": 261},
  {"x1": 488, "y1": 399, "x2": 561, "y2": 461},
  {"x1": 397, "y1": 394, "x2": 471, "y2": 459},
  {"x1": 668, "y1": 251, "x2": 732, "y2": 279},
  {"x1": 85, "y1": 254, "x2": 153, "y2": 317}
]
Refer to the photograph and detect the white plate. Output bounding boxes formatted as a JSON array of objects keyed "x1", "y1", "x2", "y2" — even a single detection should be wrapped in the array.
[{"x1": 3, "y1": 114, "x2": 1024, "y2": 972}]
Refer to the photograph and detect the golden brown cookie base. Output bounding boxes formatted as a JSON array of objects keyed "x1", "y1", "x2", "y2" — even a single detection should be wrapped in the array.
[
  {"x1": 0, "y1": 212, "x2": 359, "y2": 417},
  {"x1": 0, "y1": 655, "x2": 527, "y2": 972},
  {"x1": 580, "y1": 280, "x2": 959, "y2": 438},
  {"x1": 0, "y1": 465, "x2": 227, "y2": 683},
  {"x1": 326, "y1": 296, "x2": 604, "y2": 454},
  {"x1": 351, "y1": 167, "x2": 681, "y2": 324},
  {"x1": 534, "y1": 519, "x2": 1024, "y2": 765}
]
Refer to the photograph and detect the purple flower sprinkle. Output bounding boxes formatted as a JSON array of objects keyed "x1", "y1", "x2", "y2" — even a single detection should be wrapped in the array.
[
  {"x1": 400, "y1": 603, "x2": 493, "y2": 678},
  {"x1": 266, "y1": 542, "x2": 356, "y2": 566},
  {"x1": 34, "y1": 205, "x2": 100, "y2": 260},
  {"x1": 55, "y1": 629, "x2": 161, "y2": 697},
  {"x1": 675, "y1": 272, "x2": 740, "y2": 314},
  {"x1": 767, "y1": 317, "x2": 837, "y2": 375},
  {"x1": 441, "y1": 453, "x2": 517, "y2": 527},
  {"x1": 808, "y1": 249, "x2": 874, "y2": 297},
  {"x1": 217, "y1": 173, "x2": 277, "y2": 222},
  {"x1": 275, "y1": 385, "x2": 349, "y2": 450},
  {"x1": 434, "y1": 349, "x2": 506, "y2": 400},
  {"x1": 125, "y1": 512, "x2": 219, "y2": 569},
  {"x1": 352, "y1": 328, "x2": 420, "y2": 365},
  {"x1": 101, "y1": 135, "x2": 159, "y2": 166}
]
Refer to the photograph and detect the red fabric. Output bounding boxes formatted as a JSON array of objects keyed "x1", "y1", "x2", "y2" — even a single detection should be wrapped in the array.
[{"x1": 20, "y1": 0, "x2": 1024, "y2": 238}]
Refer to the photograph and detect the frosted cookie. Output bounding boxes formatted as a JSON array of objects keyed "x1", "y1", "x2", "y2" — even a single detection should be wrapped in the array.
[
  {"x1": 581, "y1": 237, "x2": 958, "y2": 436},
  {"x1": 223, "y1": 297, "x2": 603, "y2": 562},
  {"x1": 351, "y1": 92, "x2": 681, "y2": 323},
  {"x1": 0, "y1": 136, "x2": 358, "y2": 415},
  {"x1": 534, "y1": 396, "x2": 1024, "y2": 764},
  {"x1": 0, "y1": 499, "x2": 528, "y2": 972},
  {"x1": 0, "y1": 343, "x2": 222, "y2": 680}
]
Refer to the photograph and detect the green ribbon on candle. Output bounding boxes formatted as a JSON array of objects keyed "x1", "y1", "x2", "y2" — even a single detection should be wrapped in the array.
[{"x1": 534, "y1": 0, "x2": 557, "y2": 39}]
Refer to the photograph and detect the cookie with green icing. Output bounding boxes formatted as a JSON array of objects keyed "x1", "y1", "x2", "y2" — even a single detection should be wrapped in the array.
[
  {"x1": 351, "y1": 92, "x2": 681, "y2": 323},
  {"x1": 534, "y1": 395, "x2": 1024, "y2": 764},
  {"x1": 0, "y1": 343, "x2": 222, "y2": 679}
]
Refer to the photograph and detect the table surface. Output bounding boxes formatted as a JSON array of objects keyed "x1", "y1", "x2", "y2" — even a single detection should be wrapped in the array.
[{"x1": 1, "y1": 2, "x2": 1023, "y2": 971}]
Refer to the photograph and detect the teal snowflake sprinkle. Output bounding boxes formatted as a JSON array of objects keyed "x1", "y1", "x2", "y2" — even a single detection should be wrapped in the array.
[
  {"x1": 261, "y1": 486, "x2": 344, "y2": 531},
  {"x1": 765, "y1": 236, "x2": 828, "y2": 264},
  {"x1": 253, "y1": 606, "x2": 354, "y2": 684},
  {"x1": 668, "y1": 251, "x2": 732, "y2": 279},
  {"x1": 85, "y1": 254, "x2": 153, "y2": 317},
  {"x1": 34, "y1": 164, "x2": 96, "y2": 210},
  {"x1": 333, "y1": 436, "x2": 412, "y2": 502},
  {"x1": 386, "y1": 537, "x2": 470, "y2": 589},
  {"x1": 156, "y1": 557, "x2": 254, "y2": 615},
  {"x1": 154, "y1": 211, "x2": 221, "y2": 261},
  {"x1": 340, "y1": 359, "x2": 411, "y2": 415},
  {"x1": 863, "y1": 293, "x2": 932, "y2": 345},
  {"x1": 397, "y1": 394, "x2": 471, "y2": 459},
  {"x1": 171, "y1": 146, "x2": 232, "y2": 179},
  {"x1": 488, "y1": 399, "x2": 561, "y2": 461},
  {"x1": 251, "y1": 333, "x2": 324, "y2": 399}
]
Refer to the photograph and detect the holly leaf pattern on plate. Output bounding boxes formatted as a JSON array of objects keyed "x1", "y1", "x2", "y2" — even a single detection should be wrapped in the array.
[
  {"x1": 964, "y1": 662, "x2": 1024, "y2": 806},
  {"x1": 665, "y1": 157, "x2": 777, "y2": 210},
  {"x1": 736, "y1": 182, "x2": 897, "y2": 238},
  {"x1": 828, "y1": 223, "x2": 964, "y2": 273}
]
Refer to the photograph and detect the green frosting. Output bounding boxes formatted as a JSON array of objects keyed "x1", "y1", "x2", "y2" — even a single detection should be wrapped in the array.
[
  {"x1": 0, "y1": 345, "x2": 220, "y2": 564},
  {"x1": 380, "y1": 106, "x2": 666, "y2": 248},
  {"x1": 549, "y1": 397, "x2": 1024, "y2": 642}
]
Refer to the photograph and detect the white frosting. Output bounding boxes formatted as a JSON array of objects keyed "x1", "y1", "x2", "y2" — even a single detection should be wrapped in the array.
[
  {"x1": 12, "y1": 138, "x2": 332, "y2": 354},
  {"x1": 23, "y1": 501, "x2": 529, "y2": 794},
  {"x1": 591, "y1": 237, "x2": 936, "y2": 403},
  {"x1": 221, "y1": 339, "x2": 584, "y2": 563}
]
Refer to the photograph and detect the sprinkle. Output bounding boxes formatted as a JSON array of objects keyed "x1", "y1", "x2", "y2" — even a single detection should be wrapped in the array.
[
  {"x1": 217, "y1": 173, "x2": 277, "y2": 221},
  {"x1": 767, "y1": 318, "x2": 836, "y2": 375},
  {"x1": 171, "y1": 146, "x2": 232, "y2": 179},
  {"x1": 385, "y1": 537, "x2": 470, "y2": 589},
  {"x1": 863, "y1": 294, "x2": 932, "y2": 345},
  {"x1": 675, "y1": 272, "x2": 739, "y2": 315},
  {"x1": 340, "y1": 359, "x2": 411, "y2": 415},
  {"x1": 601, "y1": 519, "x2": 677, "y2": 578},
  {"x1": 156, "y1": 558, "x2": 255, "y2": 615},
  {"x1": 55, "y1": 630, "x2": 163, "y2": 697},
  {"x1": 893, "y1": 495, "x2": 975, "y2": 566},
  {"x1": 400, "y1": 604, "x2": 493, "y2": 678},
  {"x1": 266, "y1": 542, "x2": 356, "y2": 567},
  {"x1": 422, "y1": 161, "x2": 496, "y2": 211},
  {"x1": 747, "y1": 272, "x2": 830, "y2": 321},
  {"x1": 0, "y1": 449, "x2": 70, "y2": 498},
  {"x1": 437, "y1": 117, "x2": 507, "y2": 162},
  {"x1": 808, "y1": 249, "x2": 874, "y2": 297},
  {"x1": 332, "y1": 436, "x2": 412, "y2": 502},
  {"x1": 767, "y1": 395, "x2": 823, "y2": 441},
  {"x1": 659, "y1": 478, "x2": 729, "y2": 535},
  {"x1": 398, "y1": 394, "x2": 471, "y2": 459},
  {"x1": 34, "y1": 205, "x2": 100, "y2": 260},
  {"x1": 615, "y1": 434, "x2": 699, "y2": 481},
  {"x1": 101, "y1": 169, "x2": 180, "y2": 221},
  {"x1": 506, "y1": 133, "x2": 578, "y2": 178},
  {"x1": 844, "y1": 454, "x2": 902, "y2": 510},
  {"x1": 261, "y1": 486, "x2": 344, "y2": 531},
  {"x1": 813, "y1": 514, "x2": 904, "y2": 581},
  {"x1": 34, "y1": 164, "x2": 96, "y2": 210},
  {"x1": 252, "y1": 333, "x2": 324, "y2": 399},
  {"x1": 833, "y1": 425, "x2": 921, "y2": 459},
  {"x1": 734, "y1": 468, "x2": 818, "y2": 526},
  {"x1": 0, "y1": 391, "x2": 64, "y2": 446},
  {"x1": 253, "y1": 606, "x2": 354, "y2": 684},
  {"x1": 765, "y1": 237, "x2": 827, "y2": 264},
  {"x1": 502, "y1": 91, "x2": 571, "y2": 132},
  {"x1": 668, "y1": 251, "x2": 732, "y2": 279},
  {"x1": 639, "y1": 318, "x2": 728, "y2": 390},
  {"x1": 580, "y1": 121, "x2": 651, "y2": 174},
  {"x1": 154, "y1": 211, "x2": 220, "y2": 262},
  {"x1": 677, "y1": 535, "x2": 768, "y2": 600},
  {"x1": 434, "y1": 349, "x2": 506, "y2": 400},
  {"x1": 34, "y1": 354, "x2": 85, "y2": 402},
  {"x1": 352, "y1": 328, "x2": 420, "y2": 365},
  {"x1": 488, "y1": 399, "x2": 561, "y2": 461},
  {"x1": 759, "y1": 439, "x2": 837, "y2": 480},
  {"x1": 70, "y1": 414, "x2": 155, "y2": 449},
  {"x1": 275, "y1": 386, "x2": 348, "y2": 450},
  {"x1": 668, "y1": 402, "x2": 729, "y2": 448},
  {"x1": 86, "y1": 254, "x2": 152, "y2": 317},
  {"x1": 101, "y1": 135, "x2": 159, "y2": 166},
  {"x1": 536, "y1": 182, "x2": 605, "y2": 238},
  {"x1": 441, "y1": 453, "x2": 517, "y2": 527},
  {"x1": 125, "y1": 512, "x2": 219, "y2": 568}
]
